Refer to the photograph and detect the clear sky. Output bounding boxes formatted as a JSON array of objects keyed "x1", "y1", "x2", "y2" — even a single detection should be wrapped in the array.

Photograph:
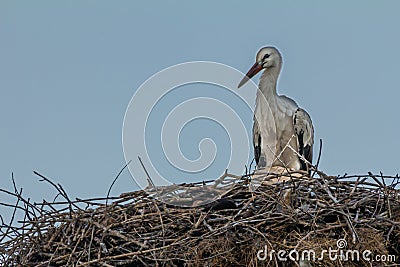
[{"x1": 1, "y1": 1, "x2": 400, "y2": 216}]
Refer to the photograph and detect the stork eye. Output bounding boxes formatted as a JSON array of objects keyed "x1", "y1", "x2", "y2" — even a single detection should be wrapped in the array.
[{"x1": 263, "y1": 54, "x2": 270, "y2": 60}]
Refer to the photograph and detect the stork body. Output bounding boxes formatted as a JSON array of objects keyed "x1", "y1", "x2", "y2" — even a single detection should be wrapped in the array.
[{"x1": 238, "y1": 47, "x2": 314, "y2": 172}]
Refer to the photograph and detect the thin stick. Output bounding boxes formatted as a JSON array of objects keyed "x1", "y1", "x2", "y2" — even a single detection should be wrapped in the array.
[
  {"x1": 138, "y1": 156, "x2": 155, "y2": 189},
  {"x1": 106, "y1": 160, "x2": 132, "y2": 207}
]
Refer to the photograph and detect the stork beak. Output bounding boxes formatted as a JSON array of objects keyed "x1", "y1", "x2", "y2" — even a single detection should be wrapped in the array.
[{"x1": 238, "y1": 62, "x2": 263, "y2": 88}]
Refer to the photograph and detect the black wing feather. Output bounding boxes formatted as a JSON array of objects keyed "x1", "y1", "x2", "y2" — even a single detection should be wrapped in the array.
[{"x1": 293, "y1": 108, "x2": 314, "y2": 174}]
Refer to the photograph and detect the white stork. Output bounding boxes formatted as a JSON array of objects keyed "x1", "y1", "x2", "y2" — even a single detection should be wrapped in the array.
[{"x1": 238, "y1": 46, "x2": 314, "y2": 173}]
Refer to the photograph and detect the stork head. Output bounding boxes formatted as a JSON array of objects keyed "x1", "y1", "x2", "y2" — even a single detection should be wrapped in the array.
[{"x1": 238, "y1": 46, "x2": 282, "y2": 88}]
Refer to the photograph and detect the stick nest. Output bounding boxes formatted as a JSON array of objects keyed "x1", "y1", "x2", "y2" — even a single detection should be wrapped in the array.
[{"x1": 1, "y1": 170, "x2": 400, "y2": 266}]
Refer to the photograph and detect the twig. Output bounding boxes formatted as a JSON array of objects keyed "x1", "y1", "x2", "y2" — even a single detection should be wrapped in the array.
[{"x1": 106, "y1": 160, "x2": 132, "y2": 207}]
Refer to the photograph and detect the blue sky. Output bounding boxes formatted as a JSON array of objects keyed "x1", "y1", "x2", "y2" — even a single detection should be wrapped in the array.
[{"x1": 1, "y1": 1, "x2": 400, "y2": 215}]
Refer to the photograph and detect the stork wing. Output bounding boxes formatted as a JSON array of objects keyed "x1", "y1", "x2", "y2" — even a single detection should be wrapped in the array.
[
  {"x1": 253, "y1": 118, "x2": 262, "y2": 167},
  {"x1": 293, "y1": 108, "x2": 314, "y2": 173}
]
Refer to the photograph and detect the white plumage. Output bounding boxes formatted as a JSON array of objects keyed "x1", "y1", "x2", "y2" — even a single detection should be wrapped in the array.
[{"x1": 238, "y1": 46, "x2": 314, "y2": 173}]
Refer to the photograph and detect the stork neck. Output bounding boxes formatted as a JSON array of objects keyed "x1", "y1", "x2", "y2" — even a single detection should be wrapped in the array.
[{"x1": 259, "y1": 69, "x2": 279, "y2": 98}]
